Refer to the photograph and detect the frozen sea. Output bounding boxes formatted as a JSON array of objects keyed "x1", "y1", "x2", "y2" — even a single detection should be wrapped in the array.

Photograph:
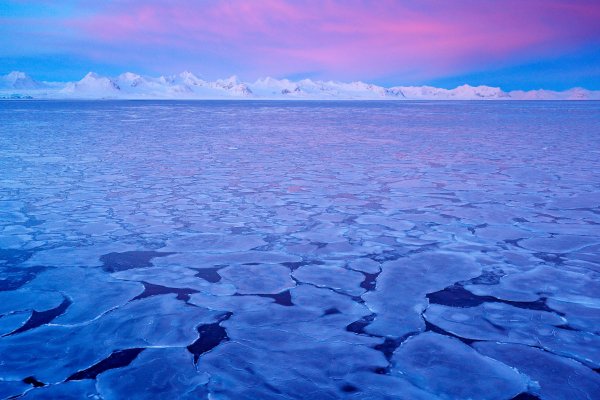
[{"x1": 0, "y1": 100, "x2": 599, "y2": 400}]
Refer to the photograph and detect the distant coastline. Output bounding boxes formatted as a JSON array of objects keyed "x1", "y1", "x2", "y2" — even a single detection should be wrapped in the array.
[{"x1": 2, "y1": 71, "x2": 599, "y2": 101}]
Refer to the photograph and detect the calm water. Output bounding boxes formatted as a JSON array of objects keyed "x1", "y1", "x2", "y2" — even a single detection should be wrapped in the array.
[{"x1": 0, "y1": 101, "x2": 599, "y2": 399}]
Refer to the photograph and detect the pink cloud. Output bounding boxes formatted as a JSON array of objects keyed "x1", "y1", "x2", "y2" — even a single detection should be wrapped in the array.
[{"x1": 62, "y1": 0, "x2": 600, "y2": 80}]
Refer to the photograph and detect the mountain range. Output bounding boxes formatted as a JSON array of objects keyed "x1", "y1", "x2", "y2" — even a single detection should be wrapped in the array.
[{"x1": 1, "y1": 71, "x2": 599, "y2": 100}]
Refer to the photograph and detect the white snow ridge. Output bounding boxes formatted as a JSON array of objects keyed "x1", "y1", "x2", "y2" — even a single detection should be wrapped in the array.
[{"x1": 1, "y1": 71, "x2": 599, "y2": 100}]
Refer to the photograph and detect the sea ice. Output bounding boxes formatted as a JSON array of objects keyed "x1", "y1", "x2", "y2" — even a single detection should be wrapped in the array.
[
  {"x1": 425, "y1": 302, "x2": 600, "y2": 368},
  {"x1": 363, "y1": 253, "x2": 482, "y2": 337},
  {"x1": 391, "y1": 332, "x2": 529, "y2": 399},
  {"x1": 96, "y1": 348, "x2": 209, "y2": 400},
  {"x1": 475, "y1": 342, "x2": 600, "y2": 400},
  {"x1": 219, "y1": 263, "x2": 295, "y2": 294},
  {"x1": 1, "y1": 101, "x2": 599, "y2": 399},
  {"x1": 292, "y1": 264, "x2": 365, "y2": 296}
]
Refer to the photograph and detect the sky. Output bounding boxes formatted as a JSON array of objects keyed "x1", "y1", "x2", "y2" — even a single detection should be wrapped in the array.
[{"x1": 1, "y1": 0, "x2": 599, "y2": 90}]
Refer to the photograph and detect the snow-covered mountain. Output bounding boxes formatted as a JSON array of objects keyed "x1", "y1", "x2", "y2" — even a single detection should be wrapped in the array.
[
  {"x1": 391, "y1": 84, "x2": 510, "y2": 100},
  {"x1": 0, "y1": 71, "x2": 44, "y2": 90},
  {"x1": 251, "y1": 78, "x2": 389, "y2": 99},
  {"x1": 1, "y1": 71, "x2": 599, "y2": 100},
  {"x1": 61, "y1": 72, "x2": 121, "y2": 98},
  {"x1": 57, "y1": 71, "x2": 254, "y2": 99},
  {"x1": 508, "y1": 87, "x2": 597, "y2": 101}
]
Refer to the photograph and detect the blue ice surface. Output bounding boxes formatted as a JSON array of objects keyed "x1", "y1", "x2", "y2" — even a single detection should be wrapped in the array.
[{"x1": 0, "y1": 100, "x2": 599, "y2": 399}]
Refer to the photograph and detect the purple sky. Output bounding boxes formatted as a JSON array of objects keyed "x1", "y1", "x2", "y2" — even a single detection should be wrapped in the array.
[{"x1": 1, "y1": 0, "x2": 599, "y2": 89}]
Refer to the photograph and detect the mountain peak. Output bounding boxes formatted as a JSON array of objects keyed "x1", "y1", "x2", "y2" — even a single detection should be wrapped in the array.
[
  {"x1": 179, "y1": 71, "x2": 198, "y2": 78},
  {"x1": 82, "y1": 72, "x2": 101, "y2": 80},
  {"x1": 178, "y1": 71, "x2": 203, "y2": 86},
  {"x1": 60, "y1": 72, "x2": 121, "y2": 96},
  {"x1": 5, "y1": 71, "x2": 29, "y2": 79},
  {"x1": 1, "y1": 71, "x2": 41, "y2": 89}
]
